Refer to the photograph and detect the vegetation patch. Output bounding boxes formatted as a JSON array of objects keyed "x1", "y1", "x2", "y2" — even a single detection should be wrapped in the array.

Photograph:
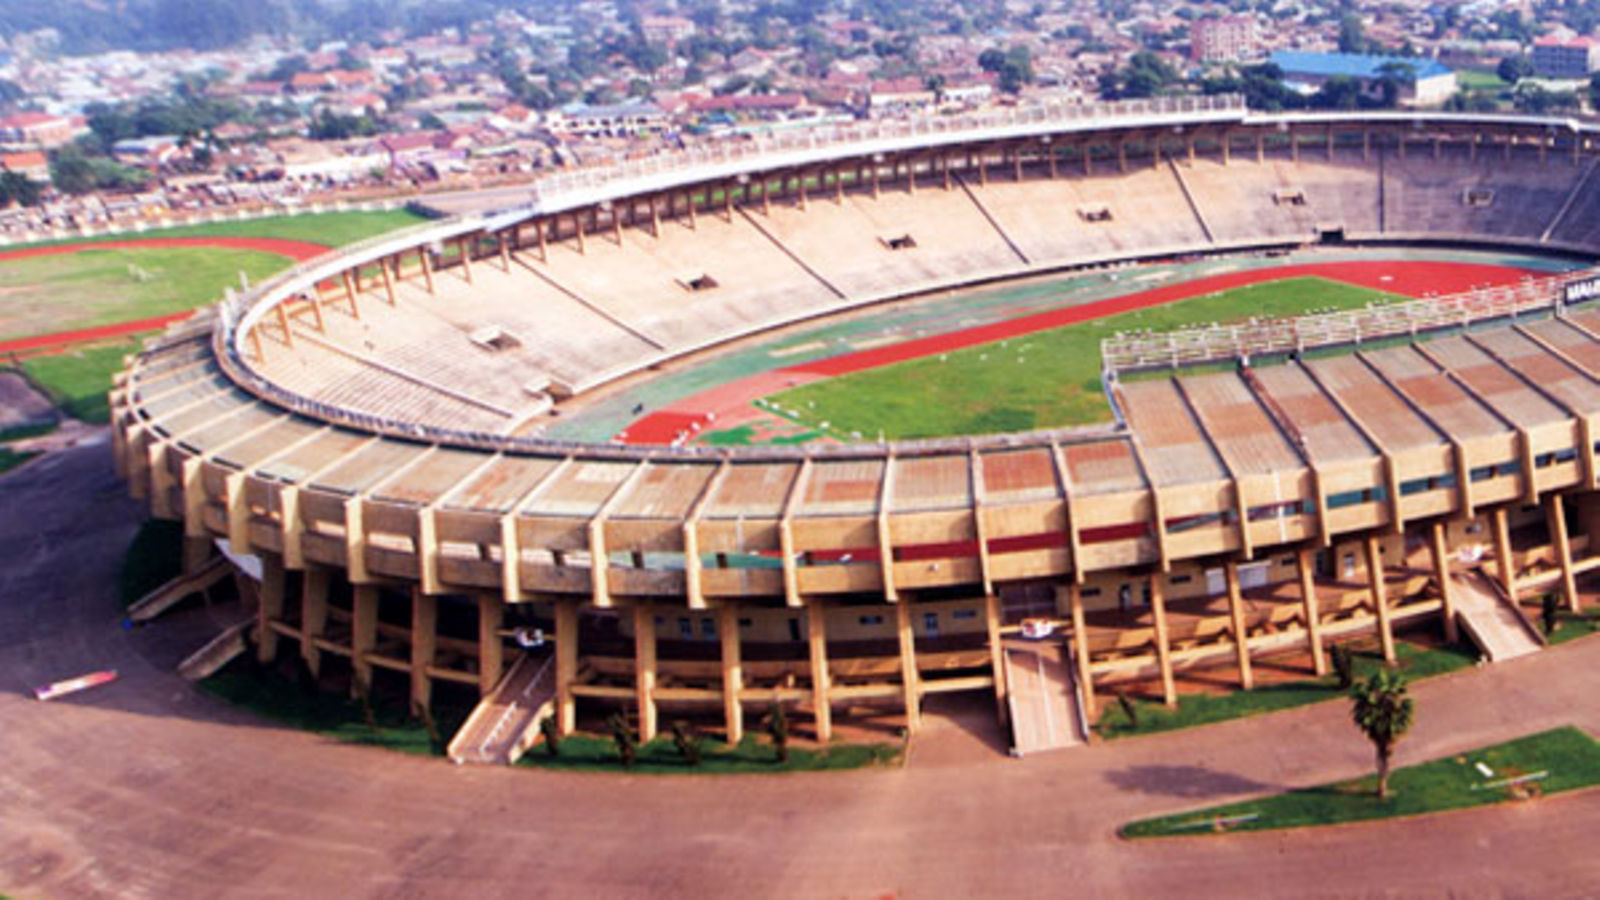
[
  {"x1": 20, "y1": 342, "x2": 139, "y2": 423},
  {"x1": 1094, "y1": 639, "x2": 1477, "y2": 740},
  {"x1": 0, "y1": 446, "x2": 38, "y2": 474},
  {"x1": 1122, "y1": 726, "x2": 1600, "y2": 837},
  {"x1": 6, "y1": 209, "x2": 429, "y2": 252},
  {"x1": 516, "y1": 731, "x2": 901, "y2": 775},
  {"x1": 199, "y1": 661, "x2": 471, "y2": 757},
  {"x1": 768, "y1": 277, "x2": 1400, "y2": 439}
]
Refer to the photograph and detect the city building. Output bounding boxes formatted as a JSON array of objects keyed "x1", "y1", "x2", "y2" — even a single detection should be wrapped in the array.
[
  {"x1": 1532, "y1": 35, "x2": 1600, "y2": 79},
  {"x1": 1191, "y1": 16, "x2": 1260, "y2": 63}
]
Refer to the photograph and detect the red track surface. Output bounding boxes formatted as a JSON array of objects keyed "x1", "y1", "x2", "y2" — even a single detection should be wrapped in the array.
[
  {"x1": 0, "y1": 236, "x2": 329, "y2": 357},
  {"x1": 620, "y1": 259, "x2": 1539, "y2": 444}
]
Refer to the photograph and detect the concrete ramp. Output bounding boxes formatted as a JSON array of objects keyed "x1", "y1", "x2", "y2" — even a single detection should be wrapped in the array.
[
  {"x1": 447, "y1": 651, "x2": 555, "y2": 765},
  {"x1": 1452, "y1": 572, "x2": 1543, "y2": 662},
  {"x1": 126, "y1": 555, "x2": 231, "y2": 623},
  {"x1": 177, "y1": 618, "x2": 252, "y2": 681},
  {"x1": 1003, "y1": 640, "x2": 1086, "y2": 756}
]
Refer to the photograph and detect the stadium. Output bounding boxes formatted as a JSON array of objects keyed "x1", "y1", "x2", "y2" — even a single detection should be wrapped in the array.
[{"x1": 109, "y1": 94, "x2": 1600, "y2": 761}]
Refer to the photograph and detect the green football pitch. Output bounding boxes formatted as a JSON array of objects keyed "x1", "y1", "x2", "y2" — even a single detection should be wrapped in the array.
[{"x1": 764, "y1": 276, "x2": 1402, "y2": 440}]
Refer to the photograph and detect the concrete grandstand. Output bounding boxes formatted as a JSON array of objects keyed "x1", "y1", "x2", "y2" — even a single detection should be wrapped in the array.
[{"x1": 110, "y1": 96, "x2": 1600, "y2": 760}]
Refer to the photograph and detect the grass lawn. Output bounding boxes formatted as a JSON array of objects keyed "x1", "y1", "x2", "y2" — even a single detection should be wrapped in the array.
[
  {"x1": 1095, "y1": 638, "x2": 1478, "y2": 740},
  {"x1": 1545, "y1": 608, "x2": 1600, "y2": 646},
  {"x1": 20, "y1": 341, "x2": 140, "y2": 423},
  {"x1": 518, "y1": 732, "x2": 902, "y2": 774},
  {"x1": 1455, "y1": 69, "x2": 1509, "y2": 91},
  {"x1": 1122, "y1": 726, "x2": 1600, "y2": 837},
  {"x1": 0, "y1": 246, "x2": 289, "y2": 340},
  {"x1": 199, "y1": 660, "x2": 471, "y2": 757},
  {"x1": 701, "y1": 422, "x2": 825, "y2": 446},
  {"x1": 7, "y1": 209, "x2": 429, "y2": 251},
  {"x1": 0, "y1": 446, "x2": 37, "y2": 474},
  {"x1": 768, "y1": 276, "x2": 1401, "y2": 439}
]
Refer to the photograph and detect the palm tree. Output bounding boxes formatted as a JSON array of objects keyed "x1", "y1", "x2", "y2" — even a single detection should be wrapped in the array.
[{"x1": 1350, "y1": 669, "x2": 1415, "y2": 799}]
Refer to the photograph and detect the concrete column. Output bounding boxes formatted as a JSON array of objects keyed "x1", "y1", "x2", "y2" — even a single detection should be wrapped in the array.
[
  {"x1": 1428, "y1": 521, "x2": 1461, "y2": 643},
  {"x1": 301, "y1": 567, "x2": 330, "y2": 676},
  {"x1": 1364, "y1": 535, "x2": 1396, "y2": 664},
  {"x1": 632, "y1": 602, "x2": 658, "y2": 741},
  {"x1": 257, "y1": 552, "x2": 286, "y2": 663},
  {"x1": 1547, "y1": 494, "x2": 1580, "y2": 612},
  {"x1": 378, "y1": 254, "x2": 394, "y2": 307},
  {"x1": 807, "y1": 602, "x2": 831, "y2": 742},
  {"x1": 1149, "y1": 573, "x2": 1177, "y2": 707},
  {"x1": 478, "y1": 594, "x2": 503, "y2": 696},
  {"x1": 410, "y1": 587, "x2": 437, "y2": 712},
  {"x1": 1224, "y1": 560, "x2": 1254, "y2": 690},
  {"x1": 984, "y1": 592, "x2": 1007, "y2": 726},
  {"x1": 1297, "y1": 548, "x2": 1327, "y2": 676},
  {"x1": 351, "y1": 584, "x2": 378, "y2": 696},
  {"x1": 458, "y1": 236, "x2": 473, "y2": 284},
  {"x1": 1492, "y1": 507, "x2": 1517, "y2": 602},
  {"x1": 419, "y1": 246, "x2": 435, "y2": 293},
  {"x1": 1118, "y1": 140, "x2": 1128, "y2": 173},
  {"x1": 896, "y1": 599, "x2": 921, "y2": 732},
  {"x1": 1066, "y1": 583, "x2": 1097, "y2": 718},
  {"x1": 555, "y1": 598, "x2": 578, "y2": 734},
  {"x1": 719, "y1": 603, "x2": 743, "y2": 744}
]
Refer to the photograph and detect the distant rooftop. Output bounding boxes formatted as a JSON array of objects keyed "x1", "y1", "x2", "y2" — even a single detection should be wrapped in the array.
[{"x1": 1268, "y1": 50, "x2": 1452, "y2": 82}]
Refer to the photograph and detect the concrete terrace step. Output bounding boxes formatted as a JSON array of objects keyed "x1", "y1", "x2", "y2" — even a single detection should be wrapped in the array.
[
  {"x1": 447, "y1": 650, "x2": 556, "y2": 765},
  {"x1": 1452, "y1": 572, "x2": 1543, "y2": 663}
]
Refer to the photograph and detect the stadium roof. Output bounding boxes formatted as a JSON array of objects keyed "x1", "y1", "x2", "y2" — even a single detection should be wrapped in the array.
[{"x1": 1268, "y1": 50, "x2": 1452, "y2": 83}]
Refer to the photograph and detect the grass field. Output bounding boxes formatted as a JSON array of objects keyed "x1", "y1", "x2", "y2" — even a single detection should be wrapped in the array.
[
  {"x1": 1095, "y1": 638, "x2": 1477, "y2": 740},
  {"x1": 0, "y1": 246, "x2": 289, "y2": 340},
  {"x1": 517, "y1": 732, "x2": 901, "y2": 774},
  {"x1": 1122, "y1": 726, "x2": 1600, "y2": 837},
  {"x1": 767, "y1": 276, "x2": 1401, "y2": 439},
  {"x1": 20, "y1": 341, "x2": 140, "y2": 422},
  {"x1": 8, "y1": 209, "x2": 429, "y2": 251},
  {"x1": 1455, "y1": 69, "x2": 1510, "y2": 92}
]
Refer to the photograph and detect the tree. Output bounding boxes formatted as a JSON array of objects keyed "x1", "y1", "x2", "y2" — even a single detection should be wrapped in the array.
[
  {"x1": 0, "y1": 172, "x2": 43, "y2": 208},
  {"x1": 671, "y1": 720, "x2": 702, "y2": 766},
  {"x1": 1497, "y1": 54, "x2": 1534, "y2": 85},
  {"x1": 768, "y1": 700, "x2": 790, "y2": 763},
  {"x1": 607, "y1": 712, "x2": 637, "y2": 768},
  {"x1": 538, "y1": 716, "x2": 561, "y2": 757},
  {"x1": 1099, "y1": 51, "x2": 1178, "y2": 100},
  {"x1": 1349, "y1": 669, "x2": 1414, "y2": 800},
  {"x1": 1337, "y1": 13, "x2": 1369, "y2": 54}
]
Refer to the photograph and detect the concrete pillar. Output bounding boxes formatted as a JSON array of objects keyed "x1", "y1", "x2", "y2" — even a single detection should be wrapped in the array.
[
  {"x1": 573, "y1": 211, "x2": 585, "y2": 254},
  {"x1": 1290, "y1": 127, "x2": 1299, "y2": 163},
  {"x1": 301, "y1": 567, "x2": 330, "y2": 676},
  {"x1": 984, "y1": 592, "x2": 1007, "y2": 726},
  {"x1": 1118, "y1": 139, "x2": 1128, "y2": 173},
  {"x1": 896, "y1": 599, "x2": 921, "y2": 732},
  {"x1": 257, "y1": 553, "x2": 286, "y2": 663},
  {"x1": 1428, "y1": 521, "x2": 1461, "y2": 643},
  {"x1": 555, "y1": 598, "x2": 578, "y2": 734},
  {"x1": 458, "y1": 237, "x2": 473, "y2": 284},
  {"x1": 1492, "y1": 507, "x2": 1517, "y2": 602},
  {"x1": 410, "y1": 588, "x2": 437, "y2": 713},
  {"x1": 420, "y1": 246, "x2": 436, "y2": 292},
  {"x1": 1224, "y1": 560, "x2": 1254, "y2": 690},
  {"x1": 1149, "y1": 573, "x2": 1177, "y2": 707},
  {"x1": 351, "y1": 584, "x2": 378, "y2": 696},
  {"x1": 1047, "y1": 141, "x2": 1058, "y2": 178},
  {"x1": 1256, "y1": 133, "x2": 1264, "y2": 164},
  {"x1": 1364, "y1": 535, "x2": 1396, "y2": 664},
  {"x1": 719, "y1": 603, "x2": 743, "y2": 744},
  {"x1": 1547, "y1": 494, "x2": 1581, "y2": 612},
  {"x1": 181, "y1": 534, "x2": 212, "y2": 574},
  {"x1": 1066, "y1": 583, "x2": 1097, "y2": 718},
  {"x1": 633, "y1": 601, "x2": 658, "y2": 741},
  {"x1": 1297, "y1": 548, "x2": 1327, "y2": 676},
  {"x1": 807, "y1": 602, "x2": 831, "y2": 742},
  {"x1": 536, "y1": 217, "x2": 548, "y2": 260},
  {"x1": 478, "y1": 594, "x2": 503, "y2": 696},
  {"x1": 378, "y1": 254, "x2": 394, "y2": 307}
]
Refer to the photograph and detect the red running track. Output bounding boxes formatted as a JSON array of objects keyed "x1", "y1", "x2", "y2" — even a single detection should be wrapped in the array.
[
  {"x1": 0, "y1": 237, "x2": 329, "y2": 357},
  {"x1": 620, "y1": 259, "x2": 1540, "y2": 444}
]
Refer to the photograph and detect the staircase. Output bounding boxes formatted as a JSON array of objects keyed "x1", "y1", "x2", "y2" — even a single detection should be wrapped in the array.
[
  {"x1": 177, "y1": 619, "x2": 253, "y2": 681},
  {"x1": 1002, "y1": 638, "x2": 1086, "y2": 755},
  {"x1": 1451, "y1": 572, "x2": 1543, "y2": 662},
  {"x1": 447, "y1": 651, "x2": 556, "y2": 765},
  {"x1": 126, "y1": 555, "x2": 232, "y2": 624}
]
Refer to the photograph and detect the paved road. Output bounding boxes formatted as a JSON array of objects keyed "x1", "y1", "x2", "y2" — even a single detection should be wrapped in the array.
[{"x1": 6, "y1": 439, "x2": 1600, "y2": 897}]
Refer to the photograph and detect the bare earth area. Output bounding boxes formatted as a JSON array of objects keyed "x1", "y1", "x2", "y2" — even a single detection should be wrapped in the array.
[{"x1": 5, "y1": 439, "x2": 1600, "y2": 897}]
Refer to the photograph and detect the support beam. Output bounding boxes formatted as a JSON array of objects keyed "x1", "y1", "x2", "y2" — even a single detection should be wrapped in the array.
[
  {"x1": 1492, "y1": 506, "x2": 1517, "y2": 603},
  {"x1": 351, "y1": 584, "x2": 378, "y2": 696},
  {"x1": 257, "y1": 552, "x2": 286, "y2": 663},
  {"x1": 555, "y1": 598, "x2": 578, "y2": 734},
  {"x1": 719, "y1": 603, "x2": 743, "y2": 744},
  {"x1": 1547, "y1": 493, "x2": 1581, "y2": 612},
  {"x1": 478, "y1": 594, "x2": 504, "y2": 696},
  {"x1": 1149, "y1": 573, "x2": 1177, "y2": 707},
  {"x1": 410, "y1": 588, "x2": 437, "y2": 713},
  {"x1": 807, "y1": 601, "x2": 831, "y2": 742},
  {"x1": 1297, "y1": 547, "x2": 1327, "y2": 675},
  {"x1": 896, "y1": 598, "x2": 920, "y2": 731},
  {"x1": 1066, "y1": 583, "x2": 1097, "y2": 719},
  {"x1": 1428, "y1": 521, "x2": 1461, "y2": 643},
  {"x1": 1365, "y1": 535, "x2": 1396, "y2": 664},
  {"x1": 1224, "y1": 560, "x2": 1254, "y2": 690},
  {"x1": 985, "y1": 591, "x2": 1007, "y2": 727},
  {"x1": 301, "y1": 567, "x2": 330, "y2": 676},
  {"x1": 633, "y1": 601, "x2": 658, "y2": 741}
]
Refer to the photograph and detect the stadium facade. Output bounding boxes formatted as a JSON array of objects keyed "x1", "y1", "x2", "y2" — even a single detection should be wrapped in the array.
[{"x1": 112, "y1": 96, "x2": 1600, "y2": 758}]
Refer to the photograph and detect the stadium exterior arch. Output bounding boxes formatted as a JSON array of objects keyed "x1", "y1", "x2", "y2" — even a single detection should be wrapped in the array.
[{"x1": 111, "y1": 96, "x2": 1600, "y2": 758}]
